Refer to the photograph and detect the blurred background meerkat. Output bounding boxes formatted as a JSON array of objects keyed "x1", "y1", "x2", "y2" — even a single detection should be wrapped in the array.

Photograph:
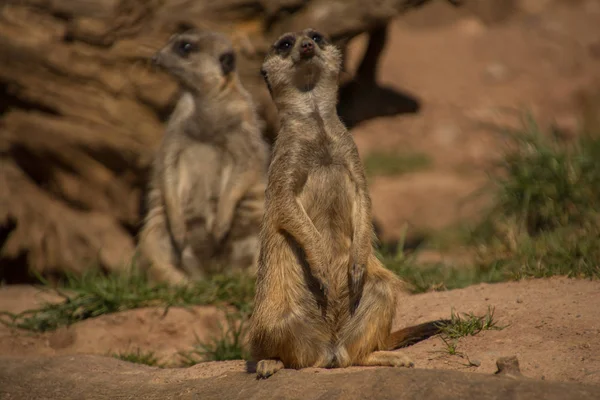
[
  {"x1": 249, "y1": 29, "x2": 448, "y2": 379},
  {"x1": 136, "y1": 30, "x2": 269, "y2": 285}
]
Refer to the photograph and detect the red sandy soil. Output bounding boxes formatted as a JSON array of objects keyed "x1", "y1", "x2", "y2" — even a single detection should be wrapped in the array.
[{"x1": 1, "y1": 277, "x2": 599, "y2": 385}]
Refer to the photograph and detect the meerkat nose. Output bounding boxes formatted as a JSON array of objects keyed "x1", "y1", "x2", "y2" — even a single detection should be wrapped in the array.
[{"x1": 300, "y1": 39, "x2": 315, "y2": 58}]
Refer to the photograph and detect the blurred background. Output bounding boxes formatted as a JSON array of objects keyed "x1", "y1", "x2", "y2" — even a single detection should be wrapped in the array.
[{"x1": 0, "y1": 0, "x2": 599, "y2": 383}]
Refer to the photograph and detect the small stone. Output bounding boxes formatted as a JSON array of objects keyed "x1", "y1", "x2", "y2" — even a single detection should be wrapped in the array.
[
  {"x1": 495, "y1": 356, "x2": 523, "y2": 379},
  {"x1": 470, "y1": 359, "x2": 482, "y2": 367},
  {"x1": 516, "y1": 298, "x2": 523, "y2": 304}
]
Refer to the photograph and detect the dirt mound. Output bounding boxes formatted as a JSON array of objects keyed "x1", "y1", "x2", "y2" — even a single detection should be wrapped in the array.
[
  {"x1": 395, "y1": 277, "x2": 600, "y2": 384},
  {"x1": 1, "y1": 277, "x2": 599, "y2": 385}
]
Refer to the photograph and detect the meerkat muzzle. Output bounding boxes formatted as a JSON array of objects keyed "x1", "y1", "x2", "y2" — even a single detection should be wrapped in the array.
[{"x1": 299, "y1": 39, "x2": 315, "y2": 59}]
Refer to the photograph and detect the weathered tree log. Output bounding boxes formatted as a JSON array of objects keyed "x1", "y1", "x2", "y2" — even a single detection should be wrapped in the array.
[{"x1": 0, "y1": 0, "x2": 460, "y2": 282}]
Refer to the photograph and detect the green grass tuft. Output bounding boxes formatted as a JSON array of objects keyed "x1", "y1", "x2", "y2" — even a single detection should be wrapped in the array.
[
  {"x1": 112, "y1": 348, "x2": 163, "y2": 367},
  {"x1": 377, "y1": 225, "x2": 507, "y2": 293},
  {"x1": 436, "y1": 307, "x2": 505, "y2": 356},
  {"x1": 476, "y1": 224, "x2": 600, "y2": 281},
  {"x1": 439, "y1": 336, "x2": 460, "y2": 356},
  {"x1": 481, "y1": 114, "x2": 600, "y2": 236},
  {"x1": 179, "y1": 310, "x2": 249, "y2": 365},
  {"x1": 440, "y1": 306, "x2": 505, "y2": 339},
  {"x1": 381, "y1": 252, "x2": 507, "y2": 293},
  {"x1": 364, "y1": 151, "x2": 432, "y2": 177},
  {"x1": 0, "y1": 269, "x2": 255, "y2": 332},
  {"x1": 382, "y1": 114, "x2": 600, "y2": 291},
  {"x1": 471, "y1": 113, "x2": 600, "y2": 281}
]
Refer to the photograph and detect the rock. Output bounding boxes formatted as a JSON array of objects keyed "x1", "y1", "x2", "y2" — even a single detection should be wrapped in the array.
[
  {"x1": 0, "y1": 0, "x2": 463, "y2": 282},
  {"x1": 469, "y1": 359, "x2": 482, "y2": 367},
  {"x1": 1, "y1": 354, "x2": 600, "y2": 400},
  {"x1": 495, "y1": 355, "x2": 523, "y2": 379}
]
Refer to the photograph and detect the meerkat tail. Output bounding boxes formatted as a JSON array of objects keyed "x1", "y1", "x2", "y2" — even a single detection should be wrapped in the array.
[{"x1": 385, "y1": 319, "x2": 452, "y2": 350}]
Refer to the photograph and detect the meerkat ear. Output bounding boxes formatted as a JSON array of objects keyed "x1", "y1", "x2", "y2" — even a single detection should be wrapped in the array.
[{"x1": 219, "y1": 51, "x2": 236, "y2": 75}]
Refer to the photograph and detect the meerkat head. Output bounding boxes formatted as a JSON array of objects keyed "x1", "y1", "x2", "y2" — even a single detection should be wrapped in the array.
[
  {"x1": 152, "y1": 30, "x2": 237, "y2": 95},
  {"x1": 260, "y1": 28, "x2": 342, "y2": 110}
]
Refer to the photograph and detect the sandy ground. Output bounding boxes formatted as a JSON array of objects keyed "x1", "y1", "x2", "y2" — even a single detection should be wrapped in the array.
[{"x1": 1, "y1": 277, "x2": 599, "y2": 385}]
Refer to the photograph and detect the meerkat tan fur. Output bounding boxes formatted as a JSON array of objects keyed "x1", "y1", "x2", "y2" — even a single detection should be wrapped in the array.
[
  {"x1": 136, "y1": 30, "x2": 269, "y2": 285},
  {"x1": 248, "y1": 29, "x2": 448, "y2": 379}
]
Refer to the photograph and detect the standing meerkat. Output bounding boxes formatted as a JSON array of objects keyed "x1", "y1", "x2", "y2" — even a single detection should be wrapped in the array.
[
  {"x1": 136, "y1": 30, "x2": 269, "y2": 285},
  {"x1": 248, "y1": 29, "x2": 448, "y2": 379}
]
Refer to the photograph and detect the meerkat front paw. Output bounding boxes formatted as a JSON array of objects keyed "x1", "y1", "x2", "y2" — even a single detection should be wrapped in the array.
[
  {"x1": 256, "y1": 359, "x2": 285, "y2": 379},
  {"x1": 362, "y1": 351, "x2": 415, "y2": 368},
  {"x1": 389, "y1": 353, "x2": 415, "y2": 368}
]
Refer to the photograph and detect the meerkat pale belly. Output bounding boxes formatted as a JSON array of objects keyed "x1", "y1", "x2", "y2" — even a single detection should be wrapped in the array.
[
  {"x1": 253, "y1": 166, "x2": 357, "y2": 367},
  {"x1": 299, "y1": 166, "x2": 355, "y2": 249}
]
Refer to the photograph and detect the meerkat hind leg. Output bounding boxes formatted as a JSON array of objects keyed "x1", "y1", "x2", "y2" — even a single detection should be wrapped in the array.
[
  {"x1": 359, "y1": 351, "x2": 414, "y2": 368},
  {"x1": 256, "y1": 359, "x2": 285, "y2": 379}
]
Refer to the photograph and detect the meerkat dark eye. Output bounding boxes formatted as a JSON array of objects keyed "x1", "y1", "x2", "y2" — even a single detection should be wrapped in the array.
[
  {"x1": 219, "y1": 51, "x2": 236, "y2": 75},
  {"x1": 175, "y1": 40, "x2": 195, "y2": 57},
  {"x1": 275, "y1": 36, "x2": 295, "y2": 53},
  {"x1": 311, "y1": 32, "x2": 323, "y2": 44}
]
